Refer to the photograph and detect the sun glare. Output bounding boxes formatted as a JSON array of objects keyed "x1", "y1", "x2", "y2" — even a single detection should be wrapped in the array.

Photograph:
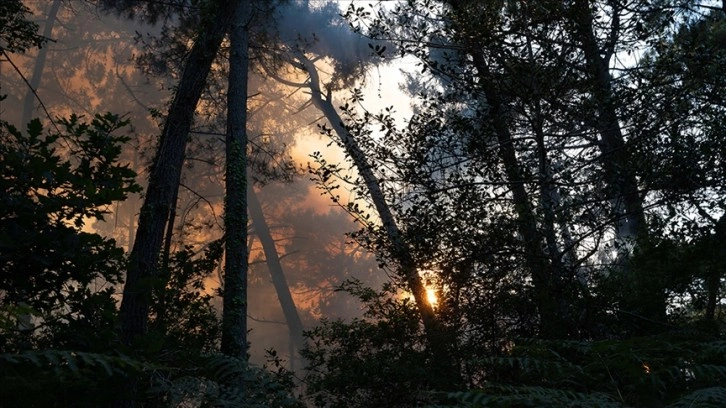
[{"x1": 426, "y1": 287, "x2": 438, "y2": 307}]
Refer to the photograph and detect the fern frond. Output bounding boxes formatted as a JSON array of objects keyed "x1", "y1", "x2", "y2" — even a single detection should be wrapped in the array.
[
  {"x1": 449, "y1": 385, "x2": 622, "y2": 407},
  {"x1": 667, "y1": 387, "x2": 726, "y2": 407},
  {"x1": 0, "y1": 349, "x2": 146, "y2": 377},
  {"x1": 147, "y1": 353, "x2": 303, "y2": 407},
  {"x1": 481, "y1": 355, "x2": 585, "y2": 380}
]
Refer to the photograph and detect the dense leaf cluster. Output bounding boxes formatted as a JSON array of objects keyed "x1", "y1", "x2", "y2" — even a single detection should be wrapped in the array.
[
  {"x1": 0, "y1": 0, "x2": 46, "y2": 53},
  {"x1": 0, "y1": 114, "x2": 139, "y2": 352}
]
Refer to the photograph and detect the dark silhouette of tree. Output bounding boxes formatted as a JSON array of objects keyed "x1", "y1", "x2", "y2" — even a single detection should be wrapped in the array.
[
  {"x1": 119, "y1": 0, "x2": 239, "y2": 345},
  {"x1": 221, "y1": 0, "x2": 251, "y2": 360}
]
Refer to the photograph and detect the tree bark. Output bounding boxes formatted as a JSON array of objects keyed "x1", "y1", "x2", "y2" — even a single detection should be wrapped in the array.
[
  {"x1": 221, "y1": 0, "x2": 251, "y2": 360},
  {"x1": 119, "y1": 0, "x2": 238, "y2": 345},
  {"x1": 248, "y1": 182, "x2": 306, "y2": 365}
]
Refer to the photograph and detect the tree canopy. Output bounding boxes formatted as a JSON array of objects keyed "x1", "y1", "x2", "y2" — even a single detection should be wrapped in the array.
[{"x1": 0, "y1": 0, "x2": 724, "y2": 406}]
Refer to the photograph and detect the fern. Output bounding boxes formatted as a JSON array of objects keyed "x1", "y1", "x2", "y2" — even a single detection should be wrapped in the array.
[
  {"x1": 448, "y1": 386, "x2": 622, "y2": 407},
  {"x1": 667, "y1": 387, "x2": 726, "y2": 407},
  {"x1": 442, "y1": 330, "x2": 725, "y2": 408},
  {"x1": 478, "y1": 355, "x2": 585, "y2": 383},
  {"x1": 147, "y1": 352, "x2": 303, "y2": 407},
  {"x1": 0, "y1": 349, "x2": 150, "y2": 406},
  {"x1": 0, "y1": 349, "x2": 146, "y2": 377}
]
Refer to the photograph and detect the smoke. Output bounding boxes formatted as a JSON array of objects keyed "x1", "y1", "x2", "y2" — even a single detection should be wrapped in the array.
[
  {"x1": 273, "y1": 0, "x2": 394, "y2": 87},
  {"x1": 9, "y1": 0, "x2": 390, "y2": 371}
]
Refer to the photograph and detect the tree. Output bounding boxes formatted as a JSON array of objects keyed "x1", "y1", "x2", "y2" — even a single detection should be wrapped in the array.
[
  {"x1": 255, "y1": 1, "x2": 463, "y2": 384},
  {"x1": 119, "y1": 0, "x2": 240, "y2": 345},
  {"x1": 221, "y1": 0, "x2": 251, "y2": 360},
  {"x1": 0, "y1": 0, "x2": 46, "y2": 54},
  {"x1": 626, "y1": 7, "x2": 726, "y2": 324},
  {"x1": 300, "y1": 0, "x2": 725, "y2": 404},
  {"x1": 0, "y1": 114, "x2": 139, "y2": 351},
  {"x1": 0, "y1": 114, "x2": 144, "y2": 406},
  {"x1": 248, "y1": 182, "x2": 306, "y2": 364},
  {"x1": 0, "y1": 1, "x2": 305, "y2": 405},
  {"x1": 20, "y1": 0, "x2": 61, "y2": 128}
]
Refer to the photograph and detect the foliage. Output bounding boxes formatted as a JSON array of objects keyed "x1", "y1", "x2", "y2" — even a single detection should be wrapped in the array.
[
  {"x1": 444, "y1": 330, "x2": 726, "y2": 407},
  {"x1": 0, "y1": 114, "x2": 140, "y2": 352},
  {"x1": 148, "y1": 352, "x2": 303, "y2": 407},
  {"x1": 0, "y1": 113, "x2": 144, "y2": 405},
  {"x1": 0, "y1": 112, "x2": 302, "y2": 405},
  {"x1": 0, "y1": 0, "x2": 47, "y2": 53},
  {"x1": 0, "y1": 348, "x2": 303, "y2": 407},
  {"x1": 302, "y1": 1, "x2": 726, "y2": 407},
  {"x1": 3, "y1": 0, "x2": 726, "y2": 407},
  {"x1": 303, "y1": 280, "x2": 724, "y2": 408},
  {"x1": 149, "y1": 240, "x2": 225, "y2": 354},
  {"x1": 0, "y1": 349, "x2": 148, "y2": 407},
  {"x1": 302, "y1": 280, "x2": 449, "y2": 407}
]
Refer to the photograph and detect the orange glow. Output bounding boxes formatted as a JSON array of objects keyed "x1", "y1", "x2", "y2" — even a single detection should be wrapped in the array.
[
  {"x1": 402, "y1": 285, "x2": 439, "y2": 308},
  {"x1": 426, "y1": 287, "x2": 438, "y2": 307}
]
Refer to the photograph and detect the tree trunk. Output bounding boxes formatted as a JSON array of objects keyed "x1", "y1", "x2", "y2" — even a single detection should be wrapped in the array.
[
  {"x1": 21, "y1": 0, "x2": 61, "y2": 127},
  {"x1": 570, "y1": 0, "x2": 659, "y2": 323},
  {"x1": 297, "y1": 53, "x2": 459, "y2": 387},
  {"x1": 467, "y1": 51, "x2": 566, "y2": 338},
  {"x1": 248, "y1": 182, "x2": 306, "y2": 367},
  {"x1": 221, "y1": 0, "x2": 251, "y2": 360},
  {"x1": 571, "y1": 0, "x2": 646, "y2": 246},
  {"x1": 119, "y1": 0, "x2": 238, "y2": 345},
  {"x1": 445, "y1": 0, "x2": 570, "y2": 339}
]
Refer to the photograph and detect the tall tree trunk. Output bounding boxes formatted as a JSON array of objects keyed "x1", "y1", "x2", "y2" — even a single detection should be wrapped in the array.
[
  {"x1": 119, "y1": 0, "x2": 238, "y2": 345},
  {"x1": 21, "y1": 0, "x2": 61, "y2": 127},
  {"x1": 221, "y1": 0, "x2": 251, "y2": 360},
  {"x1": 446, "y1": 0, "x2": 568, "y2": 338},
  {"x1": 248, "y1": 182, "x2": 306, "y2": 367},
  {"x1": 571, "y1": 0, "x2": 646, "y2": 247},
  {"x1": 476, "y1": 60, "x2": 564, "y2": 338},
  {"x1": 570, "y1": 0, "x2": 660, "y2": 324},
  {"x1": 296, "y1": 53, "x2": 459, "y2": 387}
]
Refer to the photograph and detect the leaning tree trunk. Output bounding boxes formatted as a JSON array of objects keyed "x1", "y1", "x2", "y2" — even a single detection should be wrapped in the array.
[
  {"x1": 301, "y1": 56, "x2": 434, "y2": 328},
  {"x1": 248, "y1": 183, "x2": 306, "y2": 367},
  {"x1": 571, "y1": 0, "x2": 646, "y2": 246},
  {"x1": 471, "y1": 54, "x2": 566, "y2": 339},
  {"x1": 570, "y1": 0, "x2": 661, "y2": 325},
  {"x1": 221, "y1": 0, "x2": 251, "y2": 360},
  {"x1": 449, "y1": 27, "x2": 566, "y2": 338},
  {"x1": 296, "y1": 53, "x2": 460, "y2": 388},
  {"x1": 119, "y1": 0, "x2": 238, "y2": 345}
]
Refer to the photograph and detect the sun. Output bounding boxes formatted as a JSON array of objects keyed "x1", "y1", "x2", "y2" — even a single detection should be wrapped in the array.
[{"x1": 426, "y1": 287, "x2": 438, "y2": 307}]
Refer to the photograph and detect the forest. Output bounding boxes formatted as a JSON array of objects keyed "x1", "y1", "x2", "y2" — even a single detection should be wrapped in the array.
[{"x1": 0, "y1": 0, "x2": 725, "y2": 406}]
